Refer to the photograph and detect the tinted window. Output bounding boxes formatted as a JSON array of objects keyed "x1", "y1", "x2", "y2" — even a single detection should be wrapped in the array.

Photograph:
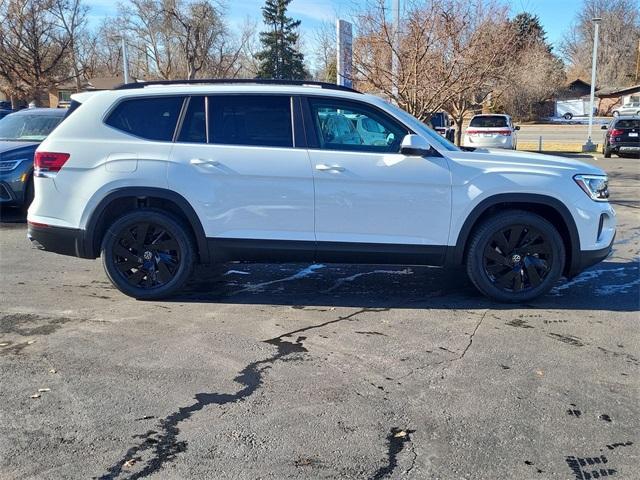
[
  {"x1": 178, "y1": 97, "x2": 206, "y2": 143},
  {"x1": 615, "y1": 119, "x2": 640, "y2": 129},
  {"x1": 308, "y1": 98, "x2": 407, "y2": 153},
  {"x1": 469, "y1": 116, "x2": 508, "y2": 128},
  {"x1": 106, "y1": 96, "x2": 184, "y2": 141},
  {"x1": 208, "y1": 95, "x2": 292, "y2": 147}
]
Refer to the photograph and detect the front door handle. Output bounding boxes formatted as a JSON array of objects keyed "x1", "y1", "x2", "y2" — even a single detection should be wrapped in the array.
[
  {"x1": 315, "y1": 164, "x2": 345, "y2": 172},
  {"x1": 190, "y1": 158, "x2": 220, "y2": 167}
]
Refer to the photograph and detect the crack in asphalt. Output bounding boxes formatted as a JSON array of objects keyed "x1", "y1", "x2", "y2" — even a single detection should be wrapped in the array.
[{"x1": 96, "y1": 307, "x2": 388, "y2": 479}]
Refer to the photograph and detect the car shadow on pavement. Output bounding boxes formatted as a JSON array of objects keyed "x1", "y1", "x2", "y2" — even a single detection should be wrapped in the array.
[{"x1": 173, "y1": 259, "x2": 640, "y2": 312}]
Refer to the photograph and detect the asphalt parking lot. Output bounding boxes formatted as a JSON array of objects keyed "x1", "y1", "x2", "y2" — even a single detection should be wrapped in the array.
[{"x1": 0, "y1": 153, "x2": 638, "y2": 480}]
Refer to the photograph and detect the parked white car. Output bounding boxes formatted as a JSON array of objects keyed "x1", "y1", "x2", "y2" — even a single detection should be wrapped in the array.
[
  {"x1": 463, "y1": 114, "x2": 519, "y2": 149},
  {"x1": 612, "y1": 101, "x2": 640, "y2": 117},
  {"x1": 28, "y1": 80, "x2": 615, "y2": 302}
]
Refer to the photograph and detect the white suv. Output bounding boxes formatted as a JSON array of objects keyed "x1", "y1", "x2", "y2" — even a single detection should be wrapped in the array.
[{"x1": 28, "y1": 80, "x2": 616, "y2": 302}]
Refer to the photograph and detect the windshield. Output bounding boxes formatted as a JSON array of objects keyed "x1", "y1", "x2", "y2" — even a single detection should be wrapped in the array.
[
  {"x1": 371, "y1": 97, "x2": 460, "y2": 152},
  {"x1": 469, "y1": 116, "x2": 508, "y2": 128},
  {"x1": 0, "y1": 113, "x2": 63, "y2": 141}
]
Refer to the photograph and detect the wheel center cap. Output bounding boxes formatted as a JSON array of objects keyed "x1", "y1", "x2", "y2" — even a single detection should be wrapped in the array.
[
  {"x1": 511, "y1": 254, "x2": 522, "y2": 264},
  {"x1": 143, "y1": 250, "x2": 153, "y2": 260}
]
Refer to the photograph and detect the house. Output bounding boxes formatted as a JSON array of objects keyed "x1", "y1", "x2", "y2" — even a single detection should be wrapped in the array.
[
  {"x1": 596, "y1": 84, "x2": 640, "y2": 115},
  {"x1": 557, "y1": 78, "x2": 593, "y2": 100},
  {"x1": 49, "y1": 75, "x2": 137, "y2": 107}
]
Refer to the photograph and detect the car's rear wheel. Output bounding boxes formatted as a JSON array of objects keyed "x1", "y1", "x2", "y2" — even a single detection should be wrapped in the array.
[
  {"x1": 604, "y1": 144, "x2": 612, "y2": 158},
  {"x1": 101, "y1": 209, "x2": 195, "y2": 300},
  {"x1": 466, "y1": 211, "x2": 565, "y2": 303},
  {"x1": 612, "y1": 111, "x2": 619, "y2": 117},
  {"x1": 563, "y1": 113, "x2": 573, "y2": 120}
]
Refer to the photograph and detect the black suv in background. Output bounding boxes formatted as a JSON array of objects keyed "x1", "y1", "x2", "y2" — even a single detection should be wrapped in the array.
[
  {"x1": 601, "y1": 116, "x2": 640, "y2": 158},
  {"x1": 429, "y1": 111, "x2": 455, "y2": 142}
]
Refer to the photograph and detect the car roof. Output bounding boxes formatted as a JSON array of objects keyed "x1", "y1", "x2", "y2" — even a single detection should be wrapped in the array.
[
  {"x1": 9, "y1": 108, "x2": 66, "y2": 116},
  {"x1": 614, "y1": 115, "x2": 640, "y2": 120},
  {"x1": 471, "y1": 113, "x2": 509, "y2": 117},
  {"x1": 93, "y1": 84, "x2": 367, "y2": 102}
]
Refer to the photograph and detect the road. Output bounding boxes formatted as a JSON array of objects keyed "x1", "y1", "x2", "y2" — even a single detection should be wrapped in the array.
[{"x1": 0, "y1": 153, "x2": 638, "y2": 479}]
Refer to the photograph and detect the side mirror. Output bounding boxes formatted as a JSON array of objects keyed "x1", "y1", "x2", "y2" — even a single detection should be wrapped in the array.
[
  {"x1": 400, "y1": 134, "x2": 432, "y2": 156},
  {"x1": 514, "y1": 125, "x2": 521, "y2": 131},
  {"x1": 601, "y1": 124, "x2": 608, "y2": 130}
]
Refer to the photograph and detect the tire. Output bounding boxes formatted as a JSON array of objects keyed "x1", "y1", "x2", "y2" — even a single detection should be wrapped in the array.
[
  {"x1": 563, "y1": 113, "x2": 573, "y2": 120},
  {"x1": 604, "y1": 146, "x2": 612, "y2": 158},
  {"x1": 21, "y1": 176, "x2": 34, "y2": 215},
  {"x1": 466, "y1": 210, "x2": 565, "y2": 303},
  {"x1": 101, "y1": 209, "x2": 195, "y2": 300},
  {"x1": 612, "y1": 111, "x2": 619, "y2": 117}
]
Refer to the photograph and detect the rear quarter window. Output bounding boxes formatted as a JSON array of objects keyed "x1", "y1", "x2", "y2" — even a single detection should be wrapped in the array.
[{"x1": 105, "y1": 96, "x2": 184, "y2": 141}]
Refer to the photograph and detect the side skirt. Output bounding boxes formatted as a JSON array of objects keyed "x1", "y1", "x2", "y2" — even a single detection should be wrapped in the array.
[{"x1": 207, "y1": 238, "x2": 449, "y2": 266}]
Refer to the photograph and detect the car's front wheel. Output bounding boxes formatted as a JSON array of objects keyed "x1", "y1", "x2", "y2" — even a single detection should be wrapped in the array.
[
  {"x1": 101, "y1": 209, "x2": 195, "y2": 300},
  {"x1": 466, "y1": 211, "x2": 565, "y2": 303}
]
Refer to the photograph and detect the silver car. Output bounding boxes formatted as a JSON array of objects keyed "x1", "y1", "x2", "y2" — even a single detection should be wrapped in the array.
[
  {"x1": 463, "y1": 114, "x2": 519, "y2": 150},
  {"x1": 613, "y1": 101, "x2": 640, "y2": 117}
]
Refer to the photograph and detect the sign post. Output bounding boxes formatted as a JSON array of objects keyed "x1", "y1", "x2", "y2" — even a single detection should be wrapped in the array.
[{"x1": 336, "y1": 19, "x2": 353, "y2": 88}]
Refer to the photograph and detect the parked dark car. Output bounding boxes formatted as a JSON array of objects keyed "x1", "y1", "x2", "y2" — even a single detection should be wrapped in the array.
[
  {"x1": 0, "y1": 108, "x2": 66, "y2": 212},
  {"x1": 429, "y1": 111, "x2": 456, "y2": 142},
  {"x1": 601, "y1": 116, "x2": 640, "y2": 158}
]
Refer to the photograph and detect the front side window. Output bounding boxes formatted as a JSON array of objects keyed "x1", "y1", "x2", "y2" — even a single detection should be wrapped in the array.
[
  {"x1": 208, "y1": 95, "x2": 293, "y2": 148},
  {"x1": 308, "y1": 98, "x2": 407, "y2": 153},
  {"x1": 105, "y1": 96, "x2": 184, "y2": 141}
]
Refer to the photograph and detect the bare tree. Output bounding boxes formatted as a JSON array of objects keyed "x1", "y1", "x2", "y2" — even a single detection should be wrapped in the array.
[
  {"x1": 313, "y1": 20, "x2": 336, "y2": 83},
  {"x1": 51, "y1": 0, "x2": 89, "y2": 89},
  {"x1": 0, "y1": 0, "x2": 75, "y2": 106},
  {"x1": 561, "y1": 0, "x2": 640, "y2": 87},
  {"x1": 352, "y1": 0, "x2": 515, "y2": 144}
]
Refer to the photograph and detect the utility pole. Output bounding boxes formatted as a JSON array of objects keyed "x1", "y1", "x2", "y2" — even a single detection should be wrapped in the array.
[
  {"x1": 391, "y1": 0, "x2": 400, "y2": 100},
  {"x1": 583, "y1": 17, "x2": 601, "y2": 153},
  {"x1": 635, "y1": 38, "x2": 639, "y2": 83},
  {"x1": 122, "y1": 37, "x2": 130, "y2": 84}
]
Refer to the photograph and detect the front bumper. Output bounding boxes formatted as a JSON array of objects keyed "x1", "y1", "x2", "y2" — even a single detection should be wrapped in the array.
[
  {"x1": 0, "y1": 161, "x2": 32, "y2": 205},
  {"x1": 567, "y1": 233, "x2": 615, "y2": 278},
  {"x1": 27, "y1": 222, "x2": 92, "y2": 258}
]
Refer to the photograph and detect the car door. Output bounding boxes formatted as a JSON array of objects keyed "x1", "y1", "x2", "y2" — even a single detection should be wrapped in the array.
[
  {"x1": 304, "y1": 96, "x2": 451, "y2": 264},
  {"x1": 168, "y1": 94, "x2": 315, "y2": 253}
]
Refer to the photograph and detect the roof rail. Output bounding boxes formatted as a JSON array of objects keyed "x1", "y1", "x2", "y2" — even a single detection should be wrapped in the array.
[{"x1": 114, "y1": 78, "x2": 361, "y2": 93}]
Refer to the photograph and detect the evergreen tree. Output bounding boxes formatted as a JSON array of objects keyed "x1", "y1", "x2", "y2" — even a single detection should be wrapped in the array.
[
  {"x1": 256, "y1": 0, "x2": 307, "y2": 80},
  {"x1": 511, "y1": 13, "x2": 552, "y2": 52}
]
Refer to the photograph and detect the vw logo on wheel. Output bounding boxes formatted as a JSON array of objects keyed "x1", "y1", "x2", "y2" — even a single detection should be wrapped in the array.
[{"x1": 143, "y1": 251, "x2": 153, "y2": 260}]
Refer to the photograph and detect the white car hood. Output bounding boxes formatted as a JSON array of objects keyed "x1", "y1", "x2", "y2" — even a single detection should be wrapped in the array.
[{"x1": 445, "y1": 148, "x2": 605, "y2": 181}]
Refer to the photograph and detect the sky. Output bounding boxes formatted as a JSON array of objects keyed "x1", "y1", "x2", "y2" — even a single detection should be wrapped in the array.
[{"x1": 84, "y1": 0, "x2": 584, "y2": 62}]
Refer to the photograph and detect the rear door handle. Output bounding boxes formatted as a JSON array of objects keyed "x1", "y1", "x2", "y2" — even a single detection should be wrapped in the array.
[
  {"x1": 315, "y1": 164, "x2": 345, "y2": 172},
  {"x1": 190, "y1": 158, "x2": 220, "y2": 167}
]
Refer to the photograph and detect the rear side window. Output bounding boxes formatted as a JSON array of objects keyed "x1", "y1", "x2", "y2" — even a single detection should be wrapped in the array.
[
  {"x1": 615, "y1": 119, "x2": 640, "y2": 129},
  {"x1": 469, "y1": 116, "x2": 508, "y2": 128},
  {"x1": 208, "y1": 95, "x2": 293, "y2": 147},
  {"x1": 178, "y1": 97, "x2": 206, "y2": 143},
  {"x1": 106, "y1": 96, "x2": 184, "y2": 141}
]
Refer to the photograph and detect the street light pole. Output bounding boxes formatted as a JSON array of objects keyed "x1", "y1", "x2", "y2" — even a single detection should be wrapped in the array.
[
  {"x1": 583, "y1": 17, "x2": 601, "y2": 152},
  {"x1": 122, "y1": 37, "x2": 130, "y2": 84}
]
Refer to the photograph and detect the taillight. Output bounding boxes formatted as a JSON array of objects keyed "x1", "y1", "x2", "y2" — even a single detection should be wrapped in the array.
[
  {"x1": 609, "y1": 128, "x2": 624, "y2": 137},
  {"x1": 34, "y1": 152, "x2": 70, "y2": 177}
]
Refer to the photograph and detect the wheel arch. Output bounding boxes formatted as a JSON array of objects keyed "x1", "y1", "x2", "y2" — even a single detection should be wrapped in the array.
[
  {"x1": 84, "y1": 187, "x2": 210, "y2": 263},
  {"x1": 450, "y1": 193, "x2": 580, "y2": 276}
]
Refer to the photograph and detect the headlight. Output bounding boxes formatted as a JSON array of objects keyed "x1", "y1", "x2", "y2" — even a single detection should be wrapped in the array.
[
  {"x1": 574, "y1": 174, "x2": 609, "y2": 201},
  {"x1": 0, "y1": 159, "x2": 25, "y2": 172}
]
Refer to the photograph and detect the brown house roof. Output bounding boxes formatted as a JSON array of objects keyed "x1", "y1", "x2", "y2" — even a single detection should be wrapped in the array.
[
  {"x1": 596, "y1": 84, "x2": 640, "y2": 98},
  {"x1": 55, "y1": 75, "x2": 139, "y2": 91}
]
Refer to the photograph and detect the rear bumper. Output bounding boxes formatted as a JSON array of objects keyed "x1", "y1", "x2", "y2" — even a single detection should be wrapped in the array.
[{"x1": 27, "y1": 222, "x2": 92, "y2": 258}]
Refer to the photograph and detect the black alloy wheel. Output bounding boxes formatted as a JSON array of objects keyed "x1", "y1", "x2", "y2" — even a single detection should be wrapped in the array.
[
  {"x1": 101, "y1": 209, "x2": 195, "y2": 299},
  {"x1": 466, "y1": 210, "x2": 565, "y2": 302},
  {"x1": 482, "y1": 224, "x2": 551, "y2": 292},
  {"x1": 111, "y1": 222, "x2": 180, "y2": 289}
]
